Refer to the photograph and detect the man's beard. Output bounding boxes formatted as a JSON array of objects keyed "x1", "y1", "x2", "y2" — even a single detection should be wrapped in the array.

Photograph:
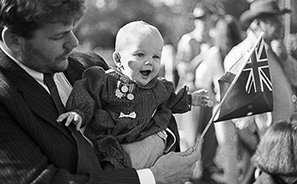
[{"x1": 22, "y1": 42, "x2": 69, "y2": 73}]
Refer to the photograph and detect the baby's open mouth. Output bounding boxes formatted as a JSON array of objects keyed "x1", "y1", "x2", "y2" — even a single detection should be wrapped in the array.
[{"x1": 140, "y1": 70, "x2": 152, "y2": 76}]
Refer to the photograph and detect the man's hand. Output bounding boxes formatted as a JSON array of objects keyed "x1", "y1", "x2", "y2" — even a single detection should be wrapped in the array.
[
  {"x1": 150, "y1": 139, "x2": 202, "y2": 184},
  {"x1": 270, "y1": 39, "x2": 288, "y2": 61}
]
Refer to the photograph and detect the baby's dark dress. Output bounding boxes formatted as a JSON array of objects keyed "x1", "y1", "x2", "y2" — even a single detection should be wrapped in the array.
[{"x1": 66, "y1": 66, "x2": 192, "y2": 168}]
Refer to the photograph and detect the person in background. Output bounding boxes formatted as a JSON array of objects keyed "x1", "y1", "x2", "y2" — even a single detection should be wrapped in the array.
[
  {"x1": 194, "y1": 13, "x2": 243, "y2": 184},
  {"x1": 288, "y1": 33, "x2": 297, "y2": 61},
  {"x1": 223, "y1": 0, "x2": 296, "y2": 183},
  {"x1": 58, "y1": 20, "x2": 211, "y2": 170},
  {"x1": 251, "y1": 119, "x2": 297, "y2": 184},
  {"x1": 175, "y1": 2, "x2": 215, "y2": 91},
  {"x1": 175, "y1": 2, "x2": 223, "y2": 183},
  {"x1": 159, "y1": 37, "x2": 178, "y2": 86},
  {"x1": 0, "y1": 0, "x2": 202, "y2": 183}
]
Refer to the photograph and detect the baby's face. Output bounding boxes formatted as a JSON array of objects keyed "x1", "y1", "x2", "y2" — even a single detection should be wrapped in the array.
[{"x1": 119, "y1": 33, "x2": 163, "y2": 86}]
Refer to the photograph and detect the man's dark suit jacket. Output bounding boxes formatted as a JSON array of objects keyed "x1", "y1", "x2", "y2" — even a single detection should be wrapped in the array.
[{"x1": 0, "y1": 49, "x2": 179, "y2": 183}]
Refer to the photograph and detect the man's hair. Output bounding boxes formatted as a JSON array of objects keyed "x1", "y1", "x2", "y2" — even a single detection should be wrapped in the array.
[{"x1": 0, "y1": 0, "x2": 85, "y2": 39}]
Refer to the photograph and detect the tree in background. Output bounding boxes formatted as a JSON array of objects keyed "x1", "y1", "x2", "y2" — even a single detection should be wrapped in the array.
[
  {"x1": 74, "y1": 0, "x2": 296, "y2": 63},
  {"x1": 74, "y1": 0, "x2": 249, "y2": 50}
]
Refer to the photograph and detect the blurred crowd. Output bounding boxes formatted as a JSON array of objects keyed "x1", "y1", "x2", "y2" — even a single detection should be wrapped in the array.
[{"x1": 172, "y1": 0, "x2": 297, "y2": 184}]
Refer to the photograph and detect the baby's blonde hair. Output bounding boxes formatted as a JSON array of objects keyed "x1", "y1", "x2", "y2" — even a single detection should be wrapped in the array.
[{"x1": 115, "y1": 20, "x2": 164, "y2": 52}]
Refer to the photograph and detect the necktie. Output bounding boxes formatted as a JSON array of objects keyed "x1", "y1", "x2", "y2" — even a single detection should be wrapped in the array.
[
  {"x1": 43, "y1": 74, "x2": 65, "y2": 114},
  {"x1": 43, "y1": 73, "x2": 102, "y2": 173}
]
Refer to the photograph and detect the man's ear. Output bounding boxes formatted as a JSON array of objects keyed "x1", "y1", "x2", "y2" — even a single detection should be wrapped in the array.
[
  {"x1": 112, "y1": 51, "x2": 122, "y2": 67},
  {"x1": 2, "y1": 27, "x2": 25, "y2": 54}
]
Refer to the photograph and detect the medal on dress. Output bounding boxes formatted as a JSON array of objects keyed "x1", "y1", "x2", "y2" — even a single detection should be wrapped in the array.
[
  {"x1": 127, "y1": 84, "x2": 135, "y2": 100},
  {"x1": 127, "y1": 93, "x2": 134, "y2": 100},
  {"x1": 121, "y1": 84, "x2": 129, "y2": 93},
  {"x1": 115, "y1": 81, "x2": 124, "y2": 98},
  {"x1": 115, "y1": 79, "x2": 135, "y2": 100}
]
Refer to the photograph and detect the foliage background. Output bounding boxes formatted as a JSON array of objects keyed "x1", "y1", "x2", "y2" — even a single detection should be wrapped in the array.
[{"x1": 74, "y1": 0, "x2": 297, "y2": 63}]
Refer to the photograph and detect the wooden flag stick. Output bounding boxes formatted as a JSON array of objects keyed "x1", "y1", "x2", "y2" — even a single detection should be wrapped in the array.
[{"x1": 194, "y1": 32, "x2": 264, "y2": 150}]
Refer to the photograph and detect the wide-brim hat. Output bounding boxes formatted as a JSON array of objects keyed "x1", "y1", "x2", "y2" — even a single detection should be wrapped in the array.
[{"x1": 240, "y1": 0, "x2": 291, "y2": 30}]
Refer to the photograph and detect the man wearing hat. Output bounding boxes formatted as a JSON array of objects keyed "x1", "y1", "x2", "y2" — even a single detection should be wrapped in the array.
[
  {"x1": 175, "y1": 2, "x2": 222, "y2": 183},
  {"x1": 176, "y1": 2, "x2": 216, "y2": 91},
  {"x1": 223, "y1": 0, "x2": 297, "y2": 183}
]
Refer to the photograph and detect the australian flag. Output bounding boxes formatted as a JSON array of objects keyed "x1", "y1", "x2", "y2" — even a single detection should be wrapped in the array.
[{"x1": 215, "y1": 37, "x2": 273, "y2": 122}]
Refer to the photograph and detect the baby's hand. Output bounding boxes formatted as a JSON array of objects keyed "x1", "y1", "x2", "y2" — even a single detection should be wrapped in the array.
[
  {"x1": 57, "y1": 111, "x2": 82, "y2": 131},
  {"x1": 191, "y1": 89, "x2": 213, "y2": 107}
]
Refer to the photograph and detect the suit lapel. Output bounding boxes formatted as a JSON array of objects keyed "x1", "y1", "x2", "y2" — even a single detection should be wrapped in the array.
[{"x1": 0, "y1": 50, "x2": 73, "y2": 141}]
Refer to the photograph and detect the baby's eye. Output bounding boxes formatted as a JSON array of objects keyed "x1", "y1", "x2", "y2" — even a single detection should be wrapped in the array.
[
  {"x1": 153, "y1": 55, "x2": 161, "y2": 60},
  {"x1": 136, "y1": 53, "x2": 145, "y2": 58}
]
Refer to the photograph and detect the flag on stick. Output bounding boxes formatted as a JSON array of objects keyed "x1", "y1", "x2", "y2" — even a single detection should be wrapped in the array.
[
  {"x1": 214, "y1": 34, "x2": 273, "y2": 122},
  {"x1": 194, "y1": 32, "x2": 272, "y2": 150}
]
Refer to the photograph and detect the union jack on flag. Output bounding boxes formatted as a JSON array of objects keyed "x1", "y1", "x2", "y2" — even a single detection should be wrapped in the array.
[
  {"x1": 215, "y1": 36, "x2": 274, "y2": 122},
  {"x1": 243, "y1": 38, "x2": 272, "y2": 94}
]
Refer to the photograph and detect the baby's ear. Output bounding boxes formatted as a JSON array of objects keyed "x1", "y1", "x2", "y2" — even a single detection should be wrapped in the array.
[
  {"x1": 112, "y1": 51, "x2": 121, "y2": 67},
  {"x1": 112, "y1": 52, "x2": 121, "y2": 65}
]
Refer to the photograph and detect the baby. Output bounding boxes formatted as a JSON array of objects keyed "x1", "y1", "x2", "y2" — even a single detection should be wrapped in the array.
[{"x1": 58, "y1": 20, "x2": 212, "y2": 170}]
